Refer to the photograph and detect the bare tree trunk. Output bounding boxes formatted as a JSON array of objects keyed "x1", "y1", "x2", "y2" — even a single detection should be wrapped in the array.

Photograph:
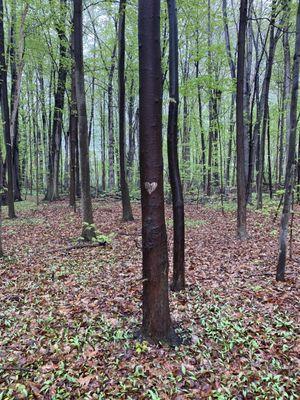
[
  {"x1": 9, "y1": 2, "x2": 28, "y2": 202},
  {"x1": 45, "y1": 0, "x2": 68, "y2": 201},
  {"x1": 222, "y1": 0, "x2": 236, "y2": 187},
  {"x1": 69, "y1": 60, "x2": 77, "y2": 210},
  {"x1": 277, "y1": 0, "x2": 300, "y2": 281},
  {"x1": 118, "y1": 0, "x2": 134, "y2": 221},
  {"x1": 0, "y1": 0, "x2": 16, "y2": 218},
  {"x1": 100, "y1": 95, "x2": 106, "y2": 192},
  {"x1": 0, "y1": 147, "x2": 4, "y2": 256},
  {"x1": 138, "y1": 0, "x2": 177, "y2": 344},
  {"x1": 195, "y1": 58, "x2": 206, "y2": 191},
  {"x1": 236, "y1": 0, "x2": 248, "y2": 239},
  {"x1": 167, "y1": 0, "x2": 185, "y2": 292},
  {"x1": 108, "y1": 42, "x2": 117, "y2": 190},
  {"x1": 127, "y1": 78, "x2": 136, "y2": 183},
  {"x1": 73, "y1": 0, "x2": 96, "y2": 241},
  {"x1": 257, "y1": 0, "x2": 280, "y2": 208},
  {"x1": 207, "y1": 0, "x2": 213, "y2": 196}
]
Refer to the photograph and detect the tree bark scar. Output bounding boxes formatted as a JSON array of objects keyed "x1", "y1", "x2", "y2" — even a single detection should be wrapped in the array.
[
  {"x1": 143, "y1": 218, "x2": 165, "y2": 250},
  {"x1": 145, "y1": 182, "x2": 157, "y2": 194}
]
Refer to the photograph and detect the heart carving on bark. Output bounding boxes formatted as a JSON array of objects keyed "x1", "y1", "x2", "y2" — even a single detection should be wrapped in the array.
[{"x1": 145, "y1": 182, "x2": 158, "y2": 195}]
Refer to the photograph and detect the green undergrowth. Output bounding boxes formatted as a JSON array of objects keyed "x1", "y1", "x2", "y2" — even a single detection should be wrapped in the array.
[
  {"x1": 167, "y1": 218, "x2": 206, "y2": 229},
  {"x1": 0, "y1": 280, "x2": 298, "y2": 399}
]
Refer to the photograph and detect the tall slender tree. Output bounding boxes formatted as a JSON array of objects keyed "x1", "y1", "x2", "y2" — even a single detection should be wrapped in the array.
[
  {"x1": 138, "y1": 0, "x2": 177, "y2": 343},
  {"x1": 118, "y1": 0, "x2": 134, "y2": 221},
  {"x1": 0, "y1": 0, "x2": 16, "y2": 219},
  {"x1": 45, "y1": 0, "x2": 68, "y2": 201},
  {"x1": 69, "y1": 45, "x2": 78, "y2": 211},
  {"x1": 167, "y1": 0, "x2": 185, "y2": 291},
  {"x1": 276, "y1": 0, "x2": 300, "y2": 281},
  {"x1": 73, "y1": 0, "x2": 96, "y2": 241},
  {"x1": 236, "y1": 0, "x2": 248, "y2": 239}
]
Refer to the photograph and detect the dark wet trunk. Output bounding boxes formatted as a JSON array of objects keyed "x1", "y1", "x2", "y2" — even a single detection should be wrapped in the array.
[
  {"x1": 138, "y1": 0, "x2": 177, "y2": 344},
  {"x1": 73, "y1": 0, "x2": 96, "y2": 241}
]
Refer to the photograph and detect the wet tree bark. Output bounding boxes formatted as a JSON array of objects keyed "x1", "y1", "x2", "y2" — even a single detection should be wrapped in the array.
[
  {"x1": 73, "y1": 0, "x2": 96, "y2": 241},
  {"x1": 277, "y1": 0, "x2": 300, "y2": 281},
  {"x1": 236, "y1": 0, "x2": 248, "y2": 239},
  {"x1": 167, "y1": 0, "x2": 185, "y2": 291},
  {"x1": 138, "y1": 0, "x2": 177, "y2": 344},
  {"x1": 118, "y1": 0, "x2": 134, "y2": 221}
]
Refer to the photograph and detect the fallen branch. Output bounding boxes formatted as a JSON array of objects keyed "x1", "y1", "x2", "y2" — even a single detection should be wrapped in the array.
[{"x1": 66, "y1": 242, "x2": 108, "y2": 251}]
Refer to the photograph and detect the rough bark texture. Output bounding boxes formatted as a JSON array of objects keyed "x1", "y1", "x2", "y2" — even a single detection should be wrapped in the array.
[
  {"x1": 236, "y1": 0, "x2": 248, "y2": 239},
  {"x1": 138, "y1": 0, "x2": 177, "y2": 344},
  {"x1": 118, "y1": 0, "x2": 134, "y2": 221},
  {"x1": 73, "y1": 0, "x2": 96, "y2": 241},
  {"x1": 167, "y1": 0, "x2": 185, "y2": 292},
  {"x1": 277, "y1": 0, "x2": 300, "y2": 281}
]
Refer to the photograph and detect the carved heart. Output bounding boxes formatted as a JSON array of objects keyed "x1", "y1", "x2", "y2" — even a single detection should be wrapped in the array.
[{"x1": 145, "y1": 182, "x2": 158, "y2": 195}]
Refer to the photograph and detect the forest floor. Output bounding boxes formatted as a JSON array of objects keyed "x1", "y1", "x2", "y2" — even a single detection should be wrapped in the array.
[{"x1": 0, "y1": 197, "x2": 299, "y2": 399}]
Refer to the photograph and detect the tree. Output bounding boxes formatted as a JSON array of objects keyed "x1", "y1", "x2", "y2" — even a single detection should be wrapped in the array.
[
  {"x1": 276, "y1": 0, "x2": 300, "y2": 282},
  {"x1": 45, "y1": 0, "x2": 68, "y2": 201},
  {"x1": 10, "y1": 1, "x2": 29, "y2": 202},
  {"x1": 118, "y1": 0, "x2": 134, "y2": 221},
  {"x1": 167, "y1": 0, "x2": 185, "y2": 291},
  {"x1": 138, "y1": 0, "x2": 177, "y2": 343},
  {"x1": 0, "y1": 0, "x2": 16, "y2": 219},
  {"x1": 69, "y1": 40, "x2": 78, "y2": 211},
  {"x1": 236, "y1": 0, "x2": 248, "y2": 239},
  {"x1": 73, "y1": 0, "x2": 96, "y2": 241},
  {"x1": 256, "y1": 0, "x2": 280, "y2": 209}
]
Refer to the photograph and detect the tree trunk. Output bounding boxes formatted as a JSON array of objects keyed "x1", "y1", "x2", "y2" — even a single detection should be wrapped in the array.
[
  {"x1": 167, "y1": 0, "x2": 185, "y2": 292},
  {"x1": 118, "y1": 0, "x2": 134, "y2": 221},
  {"x1": 222, "y1": 0, "x2": 237, "y2": 188},
  {"x1": 277, "y1": 0, "x2": 300, "y2": 281},
  {"x1": 9, "y1": 2, "x2": 28, "y2": 202},
  {"x1": 236, "y1": 0, "x2": 248, "y2": 239},
  {"x1": 108, "y1": 43, "x2": 117, "y2": 190},
  {"x1": 69, "y1": 59, "x2": 77, "y2": 209},
  {"x1": 0, "y1": 0, "x2": 16, "y2": 218},
  {"x1": 45, "y1": 0, "x2": 68, "y2": 201},
  {"x1": 257, "y1": 0, "x2": 279, "y2": 208},
  {"x1": 101, "y1": 95, "x2": 106, "y2": 192},
  {"x1": 138, "y1": 0, "x2": 177, "y2": 344},
  {"x1": 73, "y1": 0, "x2": 96, "y2": 241},
  {"x1": 127, "y1": 78, "x2": 136, "y2": 183}
]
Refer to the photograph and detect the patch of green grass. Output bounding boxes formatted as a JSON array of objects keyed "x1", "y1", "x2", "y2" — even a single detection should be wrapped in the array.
[
  {"x1": 167, "y1": 218, "x2": 206, "y2": 229},
  {"x1": 2, "y1": 216, "x2": 43, "y2": 228}
]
